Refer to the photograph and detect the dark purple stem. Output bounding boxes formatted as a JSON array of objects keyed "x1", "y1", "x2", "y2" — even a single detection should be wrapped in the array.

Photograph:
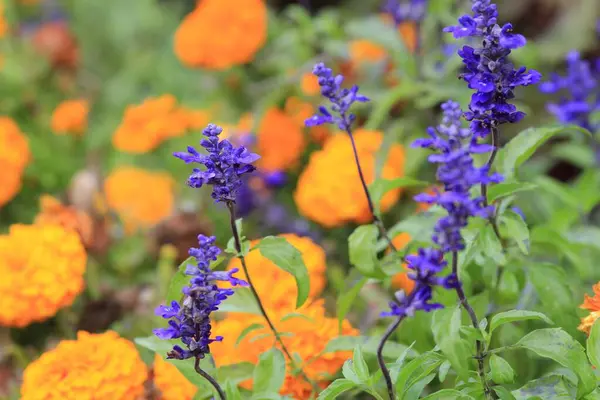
[{"x1": 194, "y1": 357, "x2": 226, "y2": 400}]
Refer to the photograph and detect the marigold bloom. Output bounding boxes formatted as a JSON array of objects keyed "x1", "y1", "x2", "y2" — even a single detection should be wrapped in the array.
[
  {"x1": 390, "y1": 233, "x2": 415, "y2": 293},
  {"x1": 257, "y1": 108, "x2": 306, "y2": 172},
  {"x1": 301, "y1": 73, "x2": 320, "y2": 96},
  {"x1": 226, "y1": 234, "x2": 326, "y2": 310},
  {"x1": 21, "y1": 331, "x2": 147, "y2": 400},
  {"x1": 153, "y1": 355, "x2": 197, "y2": 400},
  {"x1": 579, "y1": 282, "x2": 600, "y2": 335},
  {"x1": 212, "y1": 301, "x2": 358, "y2": 398},
  {"x1": 295, "y1": 130, "x2": 406, "y2": 227},
  {"x1": 104, "y1": 167, "x2": 174, "y2": 233},
  {"x1": 51, "y1": 99, "x2": 89, "y2": 136},
  {"x1": 0, "y1": 117, "x2": 30, "y2": 207},
  {"x1": 285, "y1": 97, "x2": 331, "y2": 145},
  {"x1": 0, "y1": 4, "x2": 7, "y2": 38},
  {"x1": 398, "y1": 22, "x2": 418, "y2": 53},
  {"x1": 579, "y1": 311, "x2": 600, "y2": 336},
  {"x1": 0, "y1": 223, "x2": 86, "y2": 327},
  {"x1": 174, "y1": 0, "x2": 267, "y2": 70},
  {"x1": 35, "y1": 195, "x2": 94, "y2": 247},
  {"x1": 349, "y1": 40, "x2": 387, "y2": 64}
]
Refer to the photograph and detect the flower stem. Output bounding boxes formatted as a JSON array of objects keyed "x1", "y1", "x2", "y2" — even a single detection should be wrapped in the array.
[
  {"x1": 452, "y1": 252, "x2": 495, "y2": 399},
  {"x1": 225, "y1": 202, "x2": 318, "y2": 393},
  {"x1": 481, "y1": 127, "x2": 503, "y2": 242},
  {"x1": 194, "y1": 357, "x2": 226, "y2": 400},
  {"x1": 377, "y1": 314, "x2": 405, "y2": 400}
]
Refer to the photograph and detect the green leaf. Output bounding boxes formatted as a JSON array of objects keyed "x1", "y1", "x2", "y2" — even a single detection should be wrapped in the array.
[
  {"x1": 342, "y1": 359, "x2": 361, "y2": 384},
  {"x1": 534, "y1": 176, "x2": 582, "y2": 209},
  {"x1": 224, "y1": 380, "x2": 242, "y2": 400},
  {"x1": 489, "y1": 354, "x2": 515, "y2": 384},
  {"x1": 512, "y1": 375, "x2": 577, "y2": 400},
  {"x1": 586, "y1": 319, "x2": 600, "y2": 369},
  {"x1": 317, "y1": 379, "x2": 356, "y2": 400},
  {"x1": 497, "y1": 124, "x2": 592, "y2": 179},
  {"x1": 496, "y1": 270, "x2": 520, "y2": 305},
  {"x1": 165, "y1": 256, "x2": 193, "y2": 304},
  {"x1": 488, "y1": 181, "x2": 538, "y2": 203},
  {"x1": 431, "y1": 306, "x2": 470, "y2": 380},
  {"x1": 493, "y1": 386, "x2": 517, "y2": 400},
  {"x1": 336, "y1": 277, "x2": 368, "y2": 333},
  {"x1": 421, "y1": 390, "x2": 474, "y2": 400},
  {"x1": 395, "y1": 352, "x2": 445, "y2": 399},
  {"x1": 481, "y1": 224, "x2": 506, "y2": 266},
  {"x1": 235, "y1": 323, "x2": 264, "y2": 347},
  {"x1": 253, "y1": 348, "x2": 286, "y2": 395},
  {"x1": 324, "y1": 335, "x2": 418, "y2": 360},
  {"x1": 515, "y1": 328, "x2": 596, "y2": 398},
  {"x1": 352, "y1": 345, "x2": 370, "y2": 382},
  {"x1": 219, "y1": 287, "x2": 262, "y2": 315},
  {"x1": 348, "y1": 225, "x2": 383, "y2": 278},
  {"x1": 369, "y1": 177, "x2": 428, "y2": 212},
  {"x1": 500, "y1": 210, "x2": 530, "y2": 255},
  {"x1": 490, "y1": 310, "x2": 553, "y2": 334},
  {"x1": 257, "y1": 236, "x2": 310, "y2": 308},
  {"x1": 218, "y1": 363, "x2": 255, "y2": 385}
]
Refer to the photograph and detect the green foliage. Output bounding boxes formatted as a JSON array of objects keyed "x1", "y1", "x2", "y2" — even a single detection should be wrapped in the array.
[{"x1": 348, "y1": 224, "x2": 384, "y2": 278}]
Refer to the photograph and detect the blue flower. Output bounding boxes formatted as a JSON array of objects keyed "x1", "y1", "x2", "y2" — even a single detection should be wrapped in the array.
[
  {"x1": 540, "y1": 51, "x2": 599, "y2": 133},
  {"x1": 174, "y1": 124, "x2": 260, "y2": 203},
  {"x1": 444, "y1": 0, "x2": 541, "y2": 138},
  {"x1": 154, "y1": 235, "x2": 247, "y2": 360},
  {"x1": 305, "y1": 62, "x2": 369, "y2": 131},
  {"x1": 382, "y1": 0, "x2": 428, "y2": 26}
]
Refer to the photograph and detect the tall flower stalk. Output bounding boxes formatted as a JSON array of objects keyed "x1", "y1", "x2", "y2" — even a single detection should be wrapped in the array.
[{"x1": 173, "y1": 124, "x2": 315, "y2": 392}]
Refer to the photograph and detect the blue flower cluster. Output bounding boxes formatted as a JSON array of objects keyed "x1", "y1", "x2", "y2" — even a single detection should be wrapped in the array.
[
  {"x1": 540, "y1": 51, "x2": 599, "y2": 133},
  {"x1": 384, "y1": 101, "x2": 501, "y2": 317},
  {"x1": 382, "y1": 0, "x2": 428, "y2": 26},
  {"x1": 305, "y1": 62, "x2": 369, "y2": 131},
  {"x1": 154, "y1": 235, "x2": 247, "y2": 360},
  {"x1": 174, "y1": 124, "x2": 260, "y2": 203},
  {"x1": 444, "y1": 0, "x2": 542, "y2": 138}
]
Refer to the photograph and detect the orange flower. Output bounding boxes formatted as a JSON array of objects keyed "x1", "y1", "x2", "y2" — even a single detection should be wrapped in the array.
[
  {"x1": 0, "y1": 4, "x2": 7, "y2": 38},
  {"x1": 301, "y1": 73, "x2": 320, "y2": 96},
  {"x1": 0, "y1": 223, "x2": 86, "y2": 327},
  {"x1": 212, "y1": 300, "x2": 358, "y2": 398},
  {"x1": 257, "y1": 107, "x2": 306, "y2": 172},
  {"x1": 174, "y1": 0, "x2": 267, "y2": 70},
  {"x1": 389, "y1": 233, "x2": 415, "y2": 294},
  {"x1": 51, "y1": 99, "x2": 89, "y2": 136},
  {"x1": 21, "y1": 331, "x2": 147, "y2": 400},
  {"x1": 579, "y1": 282, "x2": 600, "y2": 335},
  {"x1": 226, "y1": 234, "x2": 326, "y2": 310},
  {"x1": 104, "y1": 167, "x2": 174, "y2": 233},
  {"x1": 295, "y1": 130, "x2": 406, "y2": 227},
  {"x1": 349, "y1": 40, "x2": 387, "y2": 64},
  {"x1": 153, "y1": 355, "x2": 197, "y2": 400},
  {"x1": 285, "y1": 97, "x2": 331, "y2": 145},
  {"x1": 35, "y1": 195, "x2": 94, "y2": 247},
  {"x1": 0, "y1": 117, "x2": 30, "y2": 207},
  {"x1": 398, "y1": 21, "x2": 418, "y2": 53}
]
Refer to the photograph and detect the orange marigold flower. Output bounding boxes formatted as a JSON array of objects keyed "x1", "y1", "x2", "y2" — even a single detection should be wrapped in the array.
[
  {"x1": 295, "y1": 130, "x2": 406, "y2": 227},
  {"x1": 349, "y1": 40, "x2": 387, "y2": 64},
  {"x1": 0, "y1": 117, "x2": 30, "y2": 207},
  {"x1": 35, "y1": 195, "x2": 94, "y2": 248},
  {"x1": 226, "y1": 234, "x2": 326, "y2": 310},
  {"x1": 257, "y1": 108, "x2": 306, "y2": 172},
  {"x1": 0, "y1": 223, "x2": 86, "y2": 327},
  {"x1": 398, "y1": 21, "x2": 418, "y2": 53},
  {"x1": 51, "y1": 99, "x2": 89, "y2": 136},
  {"x1": 579, "y1": 311, "x2": 600, "y2": 336},
  {"x1": 0, "y1": 4, "x2": 7, "y2": 38},
  {"x1": 301, "y1": 73, "x2": 320, "y2": 96},
  {"x1": 104, "y1": 167, "x2": 174, "y2": 234},
  {"x1": 153, "y1": 355, "x2": 197, "y2": 400},
  {"x1": 389, "y1": 233, "x2": 415, "y2": 294},
  {"x1": 21, "y1": 331, "x2": 147, "y2": 400},
  {"x1": 212, "y1": 300, "x2": 358, "y2": 398},
  {"x1": 579, "y1": 282, "x2": 600, "y2": 335},
  {"x1": 174, "y1": 0, "x2": 267, "y2": 70},
  {"x1": 285, "y1": 97, "x2": 332, "y2": 145}
]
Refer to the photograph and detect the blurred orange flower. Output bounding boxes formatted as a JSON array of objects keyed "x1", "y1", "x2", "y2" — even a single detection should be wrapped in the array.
[
  {"x1": 212, "y1": 300, "x2": 358, "y2": 398},
  {"x1": 257, "y1": 107, "x2": 306, "y2": 172},
  {"x1": 389, "y1": 233, "x2": 415, "y2": 294},
  {"x1": 153, "y1": 355, "x2": 197, "y2": 400},
  {"x1": 349, "y1": 39, "x2": 387, "y2": 64},
  {"x1": 104, "y1": 167, "x2": 174, "y2": 233},
  {"x1": 295, "y1": 130, "x2": 406, "y2": 227},
  {"x1": 35, "y1": 195, "x2": 94, "y2": 248},
  {"x1": 51, "y1": 99, "x2": 89, "y2": 136},
  {"x1": 0, "y1": 223, "x2": 86, "y2": 327},
  {"x1": 301, "y1": 73, "x2": 320, "y2": 96},
  {"x1": 174, "y1": 0, "x2": 267, "y2": 70},
  {"x1": 226, "y1": 234, "x2": 326, "y2": 310},
  {"x1": 579, "y1": 282, "x2": 600, "y2": 335},
  {"x1": 398, "y1": 21, "x2": 418, "y2": 53},
  {"x1": 21, "y1": 331, "x2": 147, "y2": 400},
  {"x1": 285, "y1": 97, "x2": 331, "y2": 145},
  {"x1": 0, "y1": 4, "x2": 7, "y2": 38},
  {"x1": 0, "y1": 117, "x2": 30, "y2": 208}
]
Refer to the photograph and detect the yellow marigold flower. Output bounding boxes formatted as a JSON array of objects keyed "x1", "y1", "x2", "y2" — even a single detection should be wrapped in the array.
[
  {"x1": 226, "y1": 234, "x2": 326, "y2": 310},
  {"x1": 0, "y1": 117, "x2": 30, "y2": 208},
  {"x1": 153, "y1": 355, "x2": 197, "y2": 400},
  {"x1": 389, "y1": 233, "x2": 415, "y2": 294},
  {"x1": 349, "y1": 39, "x2": 387, "y2": 64},
  {"x1": 35, "y1": 195, "x2": 94, "y2": 248},
  {"x1": 104, "y1": 167, "x2": 174, "y2": 234},
  {"x1": 174, "y1": 0, "x2": 267, "y2": 70},
  {"x1": 51, "y1": 99, "x2": 89, "y2": 136},
  {"x1": 212, "y1": 300, "x2": 358, "y2": 398},
  {"x1": 21, "y1": 331, "x2": 147, "y2": 400},
  {"x1": 301, "y1": 73, "x2": 320, "y2": 96},
  {"x1": 579, "y1": 282, "x2": 600, "y2": 335},
  {"x1": 257, "y1": 108, "x2": 306, "y2": 172},
  {"x1": 0, "y1": 223, "x2": 86, "y2": 327},
  {"x1": 295, "y1": 130, "x2": 406, "y2": 227}
]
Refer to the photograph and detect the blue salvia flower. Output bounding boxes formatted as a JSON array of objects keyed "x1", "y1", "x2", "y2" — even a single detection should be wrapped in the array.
[
  {"x1": 305, "y1": 62, "x2": 369, "y2": 131},
  {"x1": 384, "y1": 101, "x2": 499, "y2": 317},
  {"x1": 154, "y1": 235, "x2": 247, "y2": 360},
  {"x1": 382, "y1": 0, "x2": 428, "y2": 26},
  {"x1": 540, "y1": 51, "x2": 599, "y2": 133},
  {"x1": 174, "y1": 124, "x2": 260, "y2": 203},
  {"x1": 444, "y1": 0, "x2": 542, "y2": 138}
]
